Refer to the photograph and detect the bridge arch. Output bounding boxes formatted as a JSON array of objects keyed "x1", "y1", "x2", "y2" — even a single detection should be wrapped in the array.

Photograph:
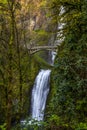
[{"x1": 27, "y1": 45, "x2": 57, "y2": 55}]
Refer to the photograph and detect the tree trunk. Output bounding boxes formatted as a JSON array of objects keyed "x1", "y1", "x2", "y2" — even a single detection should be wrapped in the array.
[
  {"x1": 6, "y1": 1, "x2": 15, "y2": 130},
  {"x1": 15, "y1": 21, "x2": 23, "y2": 115}
]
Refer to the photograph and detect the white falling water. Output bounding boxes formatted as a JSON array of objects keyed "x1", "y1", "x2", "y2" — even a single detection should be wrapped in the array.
[
  {"x1": 31, "y1": 69, "x2": 51, "y2": 121},
  {"x1": 51, "y1": 51, "x2": 57, "y2": 65},
  {"x1": 20, "y1": 52, "x2": 56, "y2": 125}
]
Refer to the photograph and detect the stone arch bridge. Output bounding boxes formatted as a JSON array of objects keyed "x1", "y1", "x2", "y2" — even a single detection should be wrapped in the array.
[{"x1": 27, "y1": 45, "x2": 58, "y2": 55}]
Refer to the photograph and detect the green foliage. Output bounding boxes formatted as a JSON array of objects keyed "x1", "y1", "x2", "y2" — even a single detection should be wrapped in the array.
[
  {"x1": 0, "y1": 0, "x2": 7, "y2": 4},
  {"x1": 47, "y1": 0, "x2": 87, "y2": 129},
  {"x1": 30, "y1": 29, "x2": 50, "y2": 46},
  {"x1": 11, "y1": 119, "x2": 44, "y2": 130},
  {"x1": 0, "y1": 123, "x2": 6, "y2": 130},
  {"x1": 0, "y1": 0, "x2": 44, "y2": 128},
  {"x1": 75, "y1": 123, "x2": 87, "y2": 130},
  {"x1": 33, "y1": 54, "x2": 53, "y2": 69}
]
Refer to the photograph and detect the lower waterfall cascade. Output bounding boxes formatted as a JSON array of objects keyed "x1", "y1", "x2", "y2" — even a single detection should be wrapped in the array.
[
  {"x1": 31, "y1": 51, "x2": 56, "y2": 122},
  {"x1": 21, "y1": 51, "x2": 56, "y2": 125},
  {"x1": 31, "y1": 69, "x2": 51, "y2": 121}
]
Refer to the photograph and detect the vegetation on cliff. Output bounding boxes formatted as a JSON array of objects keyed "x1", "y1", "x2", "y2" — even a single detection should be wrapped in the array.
[{"x1": 46, "y1": 0, "x2": 87, "y2": 129}]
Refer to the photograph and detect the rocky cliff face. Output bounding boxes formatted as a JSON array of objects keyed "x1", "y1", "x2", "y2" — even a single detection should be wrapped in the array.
[
  {"x1": 17, "y1": 0, "x2": 57, "y2": 46},
  {"x1": 20, "y1": 0, "x2": 47, "y2": 29}
]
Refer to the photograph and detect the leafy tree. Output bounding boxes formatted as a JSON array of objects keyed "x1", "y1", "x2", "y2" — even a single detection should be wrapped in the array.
[
  {"x1": 47, "y1": 0, "x2": 87, "y2": 129},
  {"x1": 0, "y1": 0, "x2": 32, "y2": 129}
]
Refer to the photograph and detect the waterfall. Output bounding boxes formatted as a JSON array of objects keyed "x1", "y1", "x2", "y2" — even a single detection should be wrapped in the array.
[
  {"x1": 21, "y1": 52, "x2": 56, "y2": 126},
  {"x1": 31, "y1": 69, "x2": 51, "y2": 121},
  {"x1": 51, "y1": 51, "x2": 56, "y2": 65},
  {"x1": 31, "y1": 51, "x2": 56, "y2": 122}
]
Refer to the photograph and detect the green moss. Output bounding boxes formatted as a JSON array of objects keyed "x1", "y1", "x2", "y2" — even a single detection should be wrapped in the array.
[{"x1": 32, "y1": 54, "x2": 53, "y2": 69}]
